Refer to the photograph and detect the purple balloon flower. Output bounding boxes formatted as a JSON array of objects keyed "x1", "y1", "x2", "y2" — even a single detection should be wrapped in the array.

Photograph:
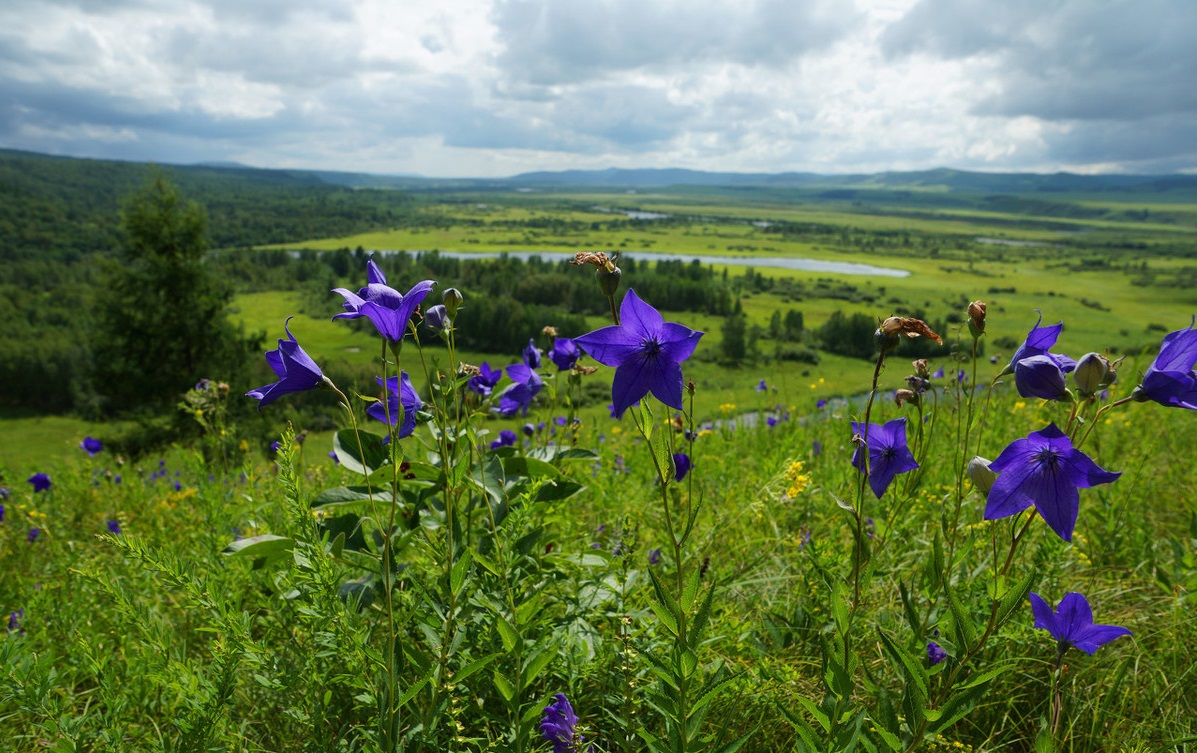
[
  {"x1": 331, "y1": 257, "x2": 435, "y2": 343},
  {"x1": 106, "y1": 519, "x2": 122, "y2": 535},
  {"x1": 468, "y1": 362, "x2": 504, "y2": 397},
  {"x1": 366, "y1": 371, "x2": 422, "y2": 439},
  {"x1": 28, "y1": 473, "x2": 51, "y2": 493},
  {"x1": 539, "y1": 693, "x2": 582, "y2": 753},
  {"x1": 1002, "y1": 311, "x2": 1077, "y2": 378},
  {"x1": 574, "y1": 289, "x2": 704, "y2": 418},
  {"x1": 1014, "y1": 354, "x2": 1069, "y2": 400},
  {"x1": 246, "y1": 318, "x2": 327, "y2": 408},
  {"x1": 648, "y1": 548, "x2": 662, "y2": 565},
  {"x1": 27, "y1": 527, "x2": 40, "y2": 543},
  {"x1": 490, "y1": 429, "x2": 518, "y2": 450},
  {"x1": 926, "y1": 641, "x2": 947, "y2": 666},
  {"x1": 984, "y1": 423, "x2": 1120, "y2": 541},
  {"x1": 424, "y1": 304, "x2": 448, "y2": 332},
  {"x1": 80, "y1": 437, "x2": 103, "y2": 457},
  {"x1": 496, "y1": 363, "x2": 543, "y2": 417},
  {"x1": 850, "y1": 418, "x2": 919, "y2": 498},
  {"x1": 1132, "y1": 316, "x2": 1197, "y2": 410},
  {"x1": 756, "y1": 379, "x2": 767, "y2": 392},
  {"x1": 523, "y1": 338, "x2": 543, "y2": 369},
  {"x1": 673, "y1": 452, "x2": 692, "y2": 482},
  {"x1": 1029, "y1": 592, "x2": 1131, "y2": 655},
  {"x1": 548, "y1": 337, "x2": 580, "y2": 371}
]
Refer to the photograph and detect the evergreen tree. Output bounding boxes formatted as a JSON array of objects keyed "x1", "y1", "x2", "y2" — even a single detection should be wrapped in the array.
[
  {"x1": 720, "y1": 299, "x2": 749, "y2": 365},
  {"x1": 94, "y1": 174, "x2": 256, "y2": 415}
]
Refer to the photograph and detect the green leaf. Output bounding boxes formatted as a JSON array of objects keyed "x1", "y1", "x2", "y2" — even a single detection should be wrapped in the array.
[
  {"x1": 831, "y1": 582, "x2": 851, "y2": 635},
  {"x1": 455, "y1": 653, "x2": 498, "y2": 683},
  {"x1": 332, "y1": 429, "x2": 390, "y2": 477},
  {"x1": 495, "y1": 617, "x2": 519, "y2": 653},
  {"x1": 311, "y1": 485, "x2": 391, "y2": 510},
  {"x1": 521, "y1": 645, "x2": 555, "y2": 689},
  {"x1": 500, "y1": 456, "x2": 562, "y2": 480},
  {"x1": 222, "y1": 534, "x2": 294, "y2": 562},
  {"x1": 995, "y1": 568, "x2": 1037, "y2": 629},
  {"x1": 493, "y1": 671, "x2": 516, "y2": 702},
  {"x1": 450, "y1": 550, "x2": 472, "y2": 596},
  {"x1": 650, "y1": 601, "x2": 679, "y2": 637},
  {"x1": 869, "y1": 720, "x2": 903, "y2": 752},
  {"x1": 944, "y1": 580, "x2": 979, "y2": 650}
]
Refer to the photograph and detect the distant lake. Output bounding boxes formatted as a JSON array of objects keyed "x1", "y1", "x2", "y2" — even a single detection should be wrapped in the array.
[{"x1": 372, "y1": 249, "x2": 911, "y2": 278}]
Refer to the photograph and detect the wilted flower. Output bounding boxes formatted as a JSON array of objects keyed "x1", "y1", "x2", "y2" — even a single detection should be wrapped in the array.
[
  {"x1": 496, "y1": 363, "x2": 543, "y2": 417},
  {"x1": 331, "y1": 258, "x2": 435, "y2": 343},
  {"x1": 1132, "y1": 317, "x2": 1197, "y2": 410},
  {"x1": 673, "y1": 452, "x2": 692, "y2": 482},
  {"x1": 1014, "y1": 354, "x2": 1069, "y2": 400},
  {"x1": 539, "y1": 693, "x2": 584, "y2": 753},
  {"x1": 912, "y1": 359, "x2": 930, "y2": 379},
  {"x1": 548, "y1": 338, "x2": 580, "y2": 371},
  {"x1": 927, "y1": 641, "x2": 947, "y2": 666},
  {"x1": 366, "y1": 372, "x2": 422, "y2": 439},
  {"x1": 80, "y1": 437, "x2": 103, "y2": 457},
  {"x1": 571, "y1": 250, "x2": 622, "y2": 296},
  {"x1": 984, "y1": 423, "x2": 1120, "y2": 541},
  {"x1": 246, "y1": 319, "x2": 328, "y2": 408},
  {"x1": 877, "y1": 316, "x2": 943, "y2": 354},
  {"x1": 523, "y1": 338, "x2": 542, "y2": 369},
  {"x1": 894, "y1": 388, "x2": 919, "y2": 407},
  {"x1": 468, "y1": 362, "x2": 503, "y2": 397},
  {"x1": 967, "y1": 300, "x2": 987, "y2": 337},
  {"x1": 851, "y1": 418, "x2": 919, "y2": 498},
  {"x1": 1030, "y1": 592, "x2": 1131, "y2": 655},
  {"x1": 575, "y1": 289, "x2": 703, "y2": 418}
]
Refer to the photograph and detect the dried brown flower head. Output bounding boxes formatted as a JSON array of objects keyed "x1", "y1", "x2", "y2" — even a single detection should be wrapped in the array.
[
  {"x1": 968, "y1": 300, "x2": 987, "y2": 336},
  {"x1": 570, "y1": 251, "x2": 620, "y2": 273},
  {"x1": 880, "y1": 316, "x2": 943, "y2": 345},
  {"x1": 542, "y1": 325, "x2": 559, "y2": 338}
]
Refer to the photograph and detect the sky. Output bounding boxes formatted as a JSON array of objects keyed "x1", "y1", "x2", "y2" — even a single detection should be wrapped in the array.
[{"x1": 2, "y1": 0, "x2": 1195, "y2": 178}]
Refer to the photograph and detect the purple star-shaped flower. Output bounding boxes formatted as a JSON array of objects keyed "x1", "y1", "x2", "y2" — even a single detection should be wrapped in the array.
[
  {"x1": 28, "y1": 473, "x2": 51, "y2": 493},
  {"x1": 539, "y1": 693, "x2": 582, "y2": 753},
  {"x1": 246, "y1": 319, "x2": 327, "y2": 408},
  {"x1": 332, "y1": 257, "x2": 435, "y2": 343},
  {"x1": 574, "y1": 289, "x2": 704, "y2": 418},
  {"x1": 366, "y1": 371, "x2": 422, "y2": 439},
  {"x1": 80, "y1": 437, "x2": 103, "y2": 457},
  {"x1": 1002, "y1": 311, "x2": 1077, "y2": 378},
  {"x1": 984, "y1": 423, "x2": 1120, "y2": 541},
  {"x1": 468, "y1": 362, "x2": 503, "y2": 397},
  {"x1": 496, "y1": 363, "x2": 543, "y2": 417},
  {"x1": 548, "y1": 337, "x2": 580, "y2": 371},
  {"x1": 1029, "y1": 592, "x2": 1131, "y2": 655},
  {"x1": 850, "y1": 418, "x2": 919, "y2": 498},
  {"x1": 1133, "y1": 316, "x2": 1197, "y2": 410},
  {"x1": 926, "y1": 641, "x2": 947, "y2": 666}
]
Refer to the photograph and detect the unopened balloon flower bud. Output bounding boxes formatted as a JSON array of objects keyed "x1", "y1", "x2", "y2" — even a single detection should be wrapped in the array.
[
  {"x1": 424, "y1": 304, "x2": 447, "y2": 332},
  {"x1": 968, "y1": 300, "x2": 987, "y2": 337},
  {"x1": 1073, "y1": 352, "x2": 1114, "y2": 396},
  {"x1": 442, "y1": 288, "x2": 463, "y2": 318},
  {"x1": 967, "y1": 456, "x2": 997, "y2": 495}
]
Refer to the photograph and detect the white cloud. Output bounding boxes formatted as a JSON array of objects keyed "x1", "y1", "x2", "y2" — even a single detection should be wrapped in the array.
[{"x1": 0, "y1": 0, "x2": 1194, "y2": 176}]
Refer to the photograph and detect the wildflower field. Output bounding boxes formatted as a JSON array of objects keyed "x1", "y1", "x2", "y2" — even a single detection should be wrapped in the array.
[{"x1": 3, "y1": 245, "x2": 1196, "y2": 753}]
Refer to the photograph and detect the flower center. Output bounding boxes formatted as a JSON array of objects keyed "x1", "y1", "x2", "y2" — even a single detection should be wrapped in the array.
[
  {"x1": 1033, "y1": 447, "x2": 1060, "y2": 469},
  {"x1": 641, "y1": 338, "x2": 662, "y2": 358}
]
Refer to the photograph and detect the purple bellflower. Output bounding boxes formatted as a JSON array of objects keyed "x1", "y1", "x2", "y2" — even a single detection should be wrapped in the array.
[
  {"x1": 490, "y1": 429, "x2": 518, "y2": 450},
  {"x1": 80, "y1": 437, "x2": 103, "y2": 457},
  {"x1": 424, "y1": 304, "x2": 448, "y2": 332},
  {"x1": 539, "y1": 693, "x2": 583, "y2": 753},
  {"x1": 850, "y1": 418, "x2": 919, "y2": 499},
  {"x1": 984, "y1": 423, "x2": 1120, "y2": 542},
  {"x1": 246, "y1": 319, "x2": 328, "y2": 408},
  {"x1": 756, "y1": 379, "x2": 767, "y2": 392},
  {"x1": 523, "y1": 338, "x2": 542, "y2": 369},
  {"x1": 106, "y1": 519, "x2": 122, "y2": 535},
  {"x1": 497, "y1": 363, "x2": 543, "y2": 417},
  {"x1": 27, "y1": 527, "x2": 40, "y2": 543},
  {"x1": 366, "y1": 371, "x2": 422, "y2": 439},
  {"x1": 332, "y1": 258, "x2": 435, "y2": 343},
  {"x1": 1133, "y1": 316, "x2": 1197, "y2": 410},
  {"x1": 28, "y1": 473, "x2": 51, "y2": 493},
  {"x1": 1014, "y1": 354, "x2": 1069, "y2": 400},
  {"x1": 1030, "y1": 592, "x2": 1131, "y2": 655},
  {"x1": 673, "y1": 452, "x2": 692, "y2": 482},
  {"x1": 574, "y1": 289, "x2": 703, "y2": 418},
  {"x1": 1002, "y1": 311, "x2": 1077, "y2": 378},
  {"x1": 468, "y1": 362, "x2": 503, "y2": 397},
  {"x1": 926, "y1": 641, "x2": 947, "y2": 666},
  {"x1": 548, "y1": 337, "x2": 580, "y2": 371}
]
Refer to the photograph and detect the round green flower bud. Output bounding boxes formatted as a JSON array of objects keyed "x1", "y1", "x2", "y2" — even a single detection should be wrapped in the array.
[
  {"x1": 442, "y1": 288, "x2": 464, "y2": 319},
  {"x1": 1073, "y1": 352, "x2": 1112, "y2": 396},
  {"x1": 596, "y1": 265, "x2": 622, "y2": 297}
]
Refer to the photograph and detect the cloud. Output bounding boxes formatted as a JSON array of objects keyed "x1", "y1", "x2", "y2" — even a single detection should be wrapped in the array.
[{"x1": 492, "y1": 0, "x2": 856, "y2": 86}]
